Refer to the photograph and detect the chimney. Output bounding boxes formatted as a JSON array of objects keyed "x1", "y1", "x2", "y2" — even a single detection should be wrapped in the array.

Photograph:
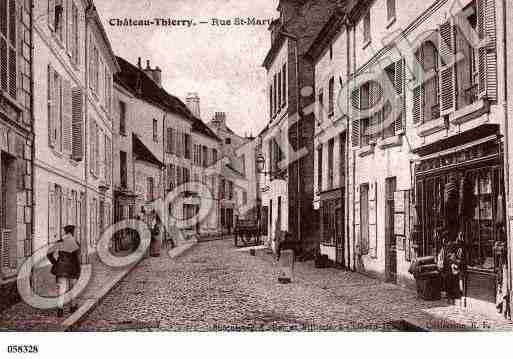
[
  {"x1": 142, "y1": 59, "x2": 162, "y2": 87},
  {"x1": 214, "y1": 112, "x2": 226, "y2": 127},
  {"x1": 186, "y1": 92, "x2": 201, "y2": 119},
  {"x1": 137, "y1": 57, "x2": 142, "y2": 69}
]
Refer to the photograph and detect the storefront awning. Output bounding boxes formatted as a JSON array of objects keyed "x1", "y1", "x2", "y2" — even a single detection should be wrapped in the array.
[{"x1": 413, "y1": 124, "x2": 500, "y2": 157}]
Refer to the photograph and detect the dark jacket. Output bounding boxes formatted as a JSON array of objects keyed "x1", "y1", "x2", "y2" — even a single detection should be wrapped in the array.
[{"x1": 47, "y1": 244, "x2": 81, "y2": 280}]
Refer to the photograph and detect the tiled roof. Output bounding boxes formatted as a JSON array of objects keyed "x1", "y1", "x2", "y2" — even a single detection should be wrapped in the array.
[{"x1": 115, "y1": 56, "x2": 220, "y2": 142}]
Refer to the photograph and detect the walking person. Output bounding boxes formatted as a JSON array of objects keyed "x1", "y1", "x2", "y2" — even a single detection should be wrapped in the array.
[
  {"x1": 150, "y1": 212, "x2": 163, "y2": 257},
  {"x1": 47, "y1": 225, "x2": 81, "y2": 317}
]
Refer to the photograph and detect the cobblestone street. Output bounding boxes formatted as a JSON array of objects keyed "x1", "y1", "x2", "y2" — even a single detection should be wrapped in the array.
[{"x1": 75, "y1": 239, "x2": 513, "y2": 331}]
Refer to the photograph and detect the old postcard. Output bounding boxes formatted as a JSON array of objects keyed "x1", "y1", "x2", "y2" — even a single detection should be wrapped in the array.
[{"x1": 1, "y1": 0, "x2": 513, "y2": 355}]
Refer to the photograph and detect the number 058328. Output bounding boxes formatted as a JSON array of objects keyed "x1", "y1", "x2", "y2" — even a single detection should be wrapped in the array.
[{"x1": 6, "y1": 345, "x2": 39, "y2": 354}]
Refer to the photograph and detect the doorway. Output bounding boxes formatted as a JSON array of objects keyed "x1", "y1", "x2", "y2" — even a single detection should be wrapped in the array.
[
  {"x1": 335, "y1": 204, "x2": 345, "y2": 267},
  {"x1": 385, "y1": 177, "x2": 397, "y2": 283}
]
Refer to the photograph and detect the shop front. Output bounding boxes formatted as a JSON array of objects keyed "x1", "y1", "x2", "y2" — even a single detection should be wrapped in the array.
[
  {"x1": 319, "y1": 188, "x2": 345, "y2": 266},
  {"x1": 413, "y1": 125, "x2": 508, "y2": 314}
]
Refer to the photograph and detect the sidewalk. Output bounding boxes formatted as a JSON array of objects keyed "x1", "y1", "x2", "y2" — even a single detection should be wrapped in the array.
[
  {"x1": 254, "y1": 249, "x2": 513, "y2": 331},
  {"x1": 0, "y1": 252, "x2": 142, "y2": 332}
]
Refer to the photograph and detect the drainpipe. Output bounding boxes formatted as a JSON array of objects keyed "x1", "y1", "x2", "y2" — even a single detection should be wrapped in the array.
[
  {"x1": 29, "y1": 0, "x2": 35, "y2": 260},
  {"x1": 351, "y1": 18, "x2": 357, "y2": 271},
  {"x1": 345, "y1": 17, "x2": 352, "y2": 270},
  {"x1": 84, "y1": 4, "x2": 92, "y2": 263},
  {"x1": 500, "y1": 0, "x2": 512, "y2": 319}
]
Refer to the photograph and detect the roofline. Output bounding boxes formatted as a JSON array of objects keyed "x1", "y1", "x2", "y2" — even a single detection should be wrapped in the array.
[{"x1": 86, "y1": 2, "x2": 120, "y2": 72}]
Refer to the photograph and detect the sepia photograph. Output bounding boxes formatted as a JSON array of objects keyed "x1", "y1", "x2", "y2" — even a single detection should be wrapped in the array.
[{"x1": 1, "y1": 0, "x2": 513, "y2": 356}]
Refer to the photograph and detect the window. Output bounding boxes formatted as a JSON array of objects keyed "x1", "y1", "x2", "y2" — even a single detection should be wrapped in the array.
[
  {"x1": 243, "y1": 191, "x2": 247, "y2": 205},
  {"x1": 363, "y1": 11, "x2": 371, "y2": 44},
  {"x1": 71, "y1": 2, "x2": 79, "y2": 64},
  {"x1": 413, "y1": 42, "x2": 440, "y2": 124},
  {"x1": 167, "y1": 128, "x2": 174, "y2": 154},
  {"x1": 228, "y1": 181, "x2": 233, "y2": 200},
  {"x1": 282, "y1": 63, "x2": 287, "y2": 107},
  {"x1": 202, "y1": 145, "x2": 208, "y2": 168},
  {"x1": 277, "y1": 196, "x2": 282, "y2": 227},
  {"x1": 328, "y1": 77, "x2": 334, "y2": 116},
  {"x1": 147, "y1": 177, "x2": 154, "y2": 201},
  {"x1": 318, "y1": 89, "x2": 324, "y2": 123},
  {"x1": 386, "y1": 0, "x2": 396, "y2": 22},
  {"x1": 48, "y1": 65, "x2": 74, "y2": 156},
  {"x1": 152, "y1": 119, "x2": 158, "y2": 142},
  {"x1": 339, "y1": 133, "x2": 346, "y2": 186},
  {"x1": 328, "y1": 138, "x2": 334, "y2": 190},
  {"x1": 317, "y1": 145, "x2": 323, "y2": 192},
  {"x1": 1, "y1": 0, "x2": 16, "y2": 100},
  {"x1": 220, "y1": 178, "x2": 225, "y2": 199},
  {"x1": 240, "y1": 154, "x2": 246, "y2": 176},
  {"x1": 120, "y1": 151, "x2": 127, "y2": 188},
  {"x1": 55, "y1": 0, "x2": 64, "y2": 41},
  {"x1": 184, "y1": 134, "x2": 191, "y2": 159},
  {"x1": 212, "y1": 149, "x2": 218, "y2": 165},
  {"x1": 119, "y1": 101, "x2": 126, "y2": 135},
  {"x1": 225, "y1": 138, "x2": 231, "y2": 145}
]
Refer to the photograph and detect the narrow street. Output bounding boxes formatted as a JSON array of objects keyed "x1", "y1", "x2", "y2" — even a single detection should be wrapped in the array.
[{"x1": 75, "y1": 239, "x2": 493, "y2": 332}]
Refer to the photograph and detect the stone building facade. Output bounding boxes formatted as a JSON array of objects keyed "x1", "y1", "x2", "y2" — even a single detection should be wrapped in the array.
[
  {"x1": 344, "y1": 0, "x2": 505, "y2": 316},
  {"x1": 0, "y1": 0, "x2": 33, "y2": 311},
  {"x1": 260, "y1": 0, "x2": 341, "y2": 250}
]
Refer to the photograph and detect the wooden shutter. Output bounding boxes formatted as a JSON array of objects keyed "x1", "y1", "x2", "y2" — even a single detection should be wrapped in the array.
[
  {"x1": 48, "y1": 64, "x2": 57, "y2": 147},
  {"x1": 351, "y1": 88, "x2": 360, "y2": 147},
  {"x1": 477, "y1": 0, "x2": 497, "y2": 100},
  {"x1": 439, "y1": 19, "x2": 456, "y2": 115},
  {"x1": 54, "y1": 71, "x2": 62, "y2": 151},
  {"x1": 71, "y1": 87, "x2": 83, "y2": 161},
  {"x1": 105, "y1": 135, "x2": 112, "y2": 185},
  {"x1": 48, "y1": 183, "x2": 57, "y2": 243},
  {"x1": 89, "y1": 120, "x2": 95, "y2": 174},
  {"x1": 413, "y1": 85, "x2": 424, "y2": 124},
  {"x1": 62, "y1": 79, "x2": 72, "y2": 154},
  {"x1": 394, "y1": 60, "x2": 405, "y2": 134}
]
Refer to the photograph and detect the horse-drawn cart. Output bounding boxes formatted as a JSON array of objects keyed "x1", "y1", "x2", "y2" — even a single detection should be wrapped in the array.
[{"x1": 234, "y1": 218, "x2": 260, "y2": 247}]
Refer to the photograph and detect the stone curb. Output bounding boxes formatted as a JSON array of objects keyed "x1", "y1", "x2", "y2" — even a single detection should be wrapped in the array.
[{"x1": 59, "y1": 257, "x2": 144, "y2": 332}]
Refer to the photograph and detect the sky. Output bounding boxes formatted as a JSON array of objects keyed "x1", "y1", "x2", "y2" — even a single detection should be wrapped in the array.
[{"x1": 94, "y1": 0, "x2": 279, "y2": 137}]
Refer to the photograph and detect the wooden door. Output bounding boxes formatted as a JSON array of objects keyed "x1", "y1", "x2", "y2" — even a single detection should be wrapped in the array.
[
  {"x1": 335, "y1": 204, "x2": 344, "y2": 267},
  {"x1": 385, "y1": 177, "x2": 397, "y2": 283}
]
